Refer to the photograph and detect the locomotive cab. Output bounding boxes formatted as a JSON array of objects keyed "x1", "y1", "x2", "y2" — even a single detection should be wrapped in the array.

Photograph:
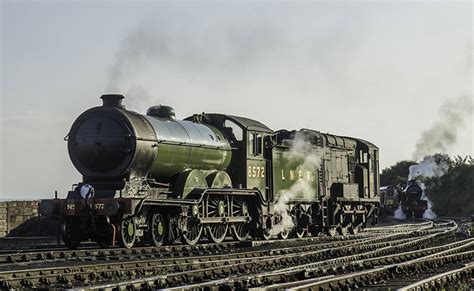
[{"x1": 186, "y1": 113, "x2": 273, "y2": 199}]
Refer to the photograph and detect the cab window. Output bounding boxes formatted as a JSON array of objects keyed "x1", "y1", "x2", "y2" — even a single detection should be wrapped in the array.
[
  {"x1": 224, "y1": 119, "x2": 243, "y2": 141},
  {"x1": 248, "y1": 132, "x2": 263, "y2": 156}
]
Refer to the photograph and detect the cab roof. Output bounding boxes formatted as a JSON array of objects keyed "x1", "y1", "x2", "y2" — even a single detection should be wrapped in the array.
[{"x1": 186, "y1": 113, "x2": 273, "y2": 133}]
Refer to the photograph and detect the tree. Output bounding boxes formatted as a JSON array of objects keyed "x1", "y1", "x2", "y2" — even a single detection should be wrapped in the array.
[
  {"x1": 380, "y1": 160, "x2": 417, "y2": 186},
  {"x1": 424, "y1": 159, "x2": 474, "y2": 217}
]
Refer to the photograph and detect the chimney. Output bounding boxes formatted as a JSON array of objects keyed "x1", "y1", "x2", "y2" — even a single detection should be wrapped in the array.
[{"x1": 100, "y1": 94, "x2": 125, "y2": 108}]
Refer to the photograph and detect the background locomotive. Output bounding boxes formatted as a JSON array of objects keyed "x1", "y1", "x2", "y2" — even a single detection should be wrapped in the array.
[
  {"x1": 380, "y1": 180, "x2": 427, "y2": 219},
  {"x1": 40, "y1": 94, "x2": 380, "y2": 248}
]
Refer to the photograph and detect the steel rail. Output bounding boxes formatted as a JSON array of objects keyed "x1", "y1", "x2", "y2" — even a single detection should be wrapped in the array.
[
  {"x1": 166, "y1": 224, "x2": 460, "y2": 289},
  {"x1": 0, "y1": 231, "x2": 385, "y2": 266},
  {"x1": 398, "y1": 262, "x2": 474, "y2": 290},
  {"x1": 0, "y1": 233, "x2": 387, "y2": 288},
  {"x1": 286, "y1": 241, "x2": 473, "y2": 290},
  {"x1": 87, "y1": 227, "x2": 445, "y2": 290}
]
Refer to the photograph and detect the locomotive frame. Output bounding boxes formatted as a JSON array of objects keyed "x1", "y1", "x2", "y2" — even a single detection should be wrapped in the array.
[{"x1": 40, "y1": 95, "x2": 380, "y2": 248}]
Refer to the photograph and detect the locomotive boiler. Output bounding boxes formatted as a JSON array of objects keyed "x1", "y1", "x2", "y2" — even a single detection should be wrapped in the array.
[{"x1": 40, "y1": 94, "x2": 380, "y2": 249}]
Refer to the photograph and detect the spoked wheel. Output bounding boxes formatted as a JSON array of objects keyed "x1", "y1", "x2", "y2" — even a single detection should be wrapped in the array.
[
  {"x1": 339, "y1": 223, "x2": 350, "y2": 236},
  {"x1": 275, "y1": 214, "x2": 290, "y2": 239},
  {"x1": 292, "y1": 204, "x2": 308, "y2": 239},
  {"x1": 231, "y1": 197, "x2": 250, "y2": 241},
  {"x1": 296, "y1": 226, "x2": 307, "y2": 238},
  {"x1": 350, "y1": 223, "x2": 361, "y2": 235},
  {"x1": 262, "y1": 228, "x2": 273, "y2": 240},
  {"x1": 206, "y1": 195, "x2": 229, "y2": 243},
  {"x1": 150, "y1": 212, "x2": 166, "y2": 246},
  {"x1": 339, "y1": 212, "x2": 351, "y2": 236},
  {"x1": 182, "y1": 203, "x2": 203, "y2": 245},
  {"x1": 61, "y1": 217, "x2": 81, "y2": 249},
  {"x1": 328, "y1": 226, "x2": 339, "y2": 237},
  {"x1": 120, "y1": 214, "x2": 137, "y2": 249},
  {"x1": 279, "y1": 228, "x2": 290, "y2": 239}
]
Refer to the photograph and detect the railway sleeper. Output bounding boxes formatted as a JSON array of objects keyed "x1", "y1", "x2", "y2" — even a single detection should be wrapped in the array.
[{"x1": 0, "y1": 226, "x2": 454, "y2": 288}]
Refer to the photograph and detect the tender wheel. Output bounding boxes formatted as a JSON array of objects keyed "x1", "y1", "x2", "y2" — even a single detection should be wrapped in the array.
[
  {"x1": 120, "y1": 214, "x2": 137, "y2": 248},
  {"x1": 231, "y1": 197, "x2": 250, "y2": 241},
  {"x1": 328, "y1": 226, "x2": 339, "y2": 237},
  {"x1": 350, "y1": 224, "x2": 361, "y2": 235},
  {"x1": 274, "y1": 213, "x2": 290, "y2": 239},
  {"x1": 181, "y1": 203, "x2": 203, "y2": 245},
  {"x1": 206, "y1": 195, "x2": 229, "y2": 243},
  {"x1": 279, "y1": 229, "x2": 290, "y2": 239},
  {"x1": 339, "y1": 224, "x2": 350, "y2": 236},
  {"x1": 61, "y1": 217, "x2": 81, "y2": 249},
  {"x1": 292, "y1": 204, "x2": 308, "y2": 239},
  {"x1": 150, "y1": 212, "x2": 166, "y2": 246},
  {"x1": 262, "y1": 228, "x2": 273, "y2": 240},
  {"x1": 296, "y1": 226, "x2": 306, "y2": 238}
]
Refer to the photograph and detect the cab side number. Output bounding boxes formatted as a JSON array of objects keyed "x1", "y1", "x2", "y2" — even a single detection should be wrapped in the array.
[{"x1": 248, "y1": 166, "x2": 265, "y2": 178}]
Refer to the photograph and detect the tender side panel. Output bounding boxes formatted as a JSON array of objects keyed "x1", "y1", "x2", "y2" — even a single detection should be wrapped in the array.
[{"x1": 271, "y1": 146, "x2": 318, "y2": 202}]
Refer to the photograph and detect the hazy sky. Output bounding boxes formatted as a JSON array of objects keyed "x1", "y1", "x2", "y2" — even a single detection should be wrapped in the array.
[{"x1": 1, "y1": 1, "x2": 472, "y2": 199}]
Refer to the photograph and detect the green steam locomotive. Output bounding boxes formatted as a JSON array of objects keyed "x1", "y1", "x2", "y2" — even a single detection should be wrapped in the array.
[{"x1": 40, "y1": 95, "x2": 380, "y2": 248}]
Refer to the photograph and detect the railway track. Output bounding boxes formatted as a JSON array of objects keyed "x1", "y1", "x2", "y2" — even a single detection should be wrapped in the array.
[
  {"x1": 0, "y1": 233, "x2": 380, "y2": 270},
  {"x1": 0, "y1": 221, "x2": 467, "y2": 289}
]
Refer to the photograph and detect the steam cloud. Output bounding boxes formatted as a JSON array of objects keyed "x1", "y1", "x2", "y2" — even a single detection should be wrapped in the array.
[
  {"x1": 394, "y1": 205, "x2": 407, "y2": 220},
  {"x1": 412, "y1": 95, "x2": 473, "y2": 161},
  {"x1": 270, "y1": 132, "x2": 323, "y2": 236},
  {"x1": 408, "y1": 156, "x2": 449, "y2": 180},
  {"x1": 408, "y1": 155, "x2": 449, "y2": 220}
]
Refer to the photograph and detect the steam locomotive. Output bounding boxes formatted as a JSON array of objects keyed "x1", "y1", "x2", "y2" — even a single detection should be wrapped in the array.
[
  {"x1": 380, "y1": 180, "x2": 427, "y2": 219},
  {"x1": 39, "y1": 95, "x2": 380, "y2": 249}
]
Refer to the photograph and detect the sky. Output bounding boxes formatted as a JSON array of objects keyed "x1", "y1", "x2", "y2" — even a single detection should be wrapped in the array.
[{"x1": 1, "y1": 1, "x2": 472, "y2": 199}]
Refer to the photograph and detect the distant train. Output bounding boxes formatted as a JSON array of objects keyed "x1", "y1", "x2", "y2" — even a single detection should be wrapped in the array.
[
  {"x1": 380, "y1": 180, "x2": 427, "y2": 219},
  {"x1": 39, "y1": 94, "x2": 380, "y2": 249}
]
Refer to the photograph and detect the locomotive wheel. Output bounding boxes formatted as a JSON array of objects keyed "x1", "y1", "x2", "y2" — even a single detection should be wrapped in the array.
[
  {"x1": 231, "y1": 197, "x2": 250, "y2": 241},
  {"x1": 279, "y1": 229, "x2": 290, "y2": 239},
  {"x1": 182, "y1": 203, "x2": 203, "y2": 245},
  {"x1": 292, "y1": 205, "x2": 308, "y2": 239},
  {"x1": 262, "y1": 229, "x2": 272, "y2": 240},
  {"x1": 296, "y1": 227, "x2": 306, "y2": 238},
  {"x1": 120, "y1": 215, "x2": 137, "y2": 249},
  {"x1": 61, "y1": 217, "x2": 81, "y2": 250},
  {"x1": 206, "y1": 195, "x2": 229, "y2": 243},
  {"x1": 150, "y1": 213, "x2": 166, "y2": 246},
  {"x1": 350, "y1": 224, "x2": 361, "y2": 235},
  {"x1": 328, "y1": 226, "x2": 339, "y2": 237},
  {"x1": 339, "y1": 224, "x2": 350, "y2": 236}
]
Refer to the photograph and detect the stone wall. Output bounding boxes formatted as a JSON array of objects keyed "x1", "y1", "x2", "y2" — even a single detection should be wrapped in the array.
[{"x1": 0, "y1": 201, "x2": 39, "y2": 237}]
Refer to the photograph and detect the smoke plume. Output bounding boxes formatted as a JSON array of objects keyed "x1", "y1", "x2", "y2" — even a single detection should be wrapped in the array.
[
  {"x1": 270, "y1": 131, "x2": 323, "y2": 236},
  {"x1": 412, "y1": 95, "x2": 473, "y2": 160}
]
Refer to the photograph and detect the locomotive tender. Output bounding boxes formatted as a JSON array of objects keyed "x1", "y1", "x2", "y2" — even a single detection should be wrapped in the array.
[{"x1": 40, "y1": 95, "x2": 380, "y2": 248}]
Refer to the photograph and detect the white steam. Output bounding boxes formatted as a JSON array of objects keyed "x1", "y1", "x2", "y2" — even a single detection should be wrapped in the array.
[
  {"x1": 408, "y1": 156, "x2": 449, "y2": 180},
  {"x1": 415, "y1": 182, "x2": 438, "y2": 220},
  {"x1": 270, "y1": 132, "x2": 323, "y2": 236},
  {"x1": 422, "y1": 199, "x2": 437, "y2": 220},
  {"x1": 394, "y1": 205, "x2": 407, "y2": 220}
]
